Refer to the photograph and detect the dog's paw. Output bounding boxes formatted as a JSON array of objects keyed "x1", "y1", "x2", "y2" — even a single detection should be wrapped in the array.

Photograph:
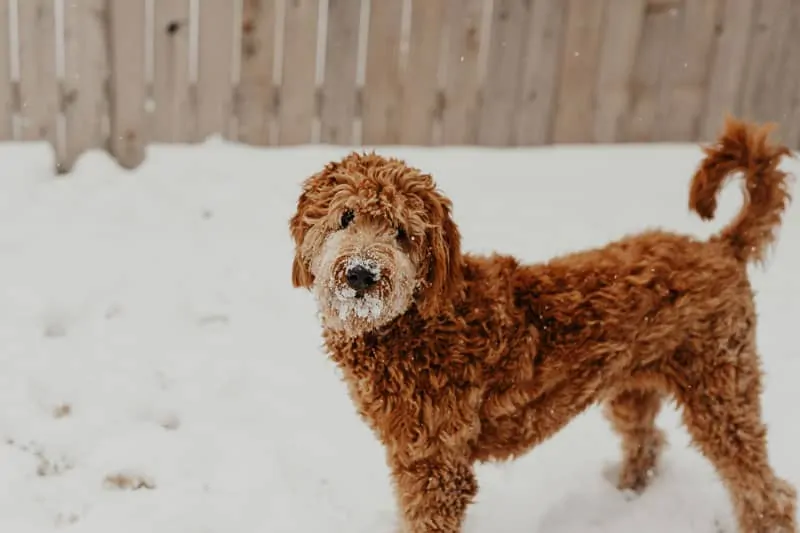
[
  {"x1": 601, "y1": 460, "x2": 657, "y2": 497},
  {"x1": 616, "y1": 463, "x2": 657, "y2": 494}
]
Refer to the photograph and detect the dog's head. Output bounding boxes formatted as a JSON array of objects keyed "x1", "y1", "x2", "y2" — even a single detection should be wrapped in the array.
[{"x1": 289, "y1": 152, "x2": 463, "y2": 337}]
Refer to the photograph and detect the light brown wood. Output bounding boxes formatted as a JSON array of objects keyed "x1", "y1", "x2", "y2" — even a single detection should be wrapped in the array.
[
  {"x1": 781, "y1": 4, "x2": 800, "y2": 148},
  {"x1": 237, "y1": 0, "x2": 278, "y2": 145},
  {"x1": 552, "y1": 0, "x2": 607, "y2": 143},
  {"x1": 108, "y1": 0, "x2": 147, "y2": 169},
  {"x1": 699, "y1": 0, "x2": 755, "y2": 141},
  {"x1": 6, "y1": 0, "x2": 800, "y2": 163},
  {"x1": 656, "y1": 0, "x2": 719, "y2": 141},
  {"x1": 196, "y1": 0, "x2": 237, "y2": 141},
  {"x1": 152, "y1": 0, "x2": 193, "y2": 142},
  {"x1": 440, "y1": 0, "x2": 484, "y2": 145},
  {"x1": 738, "y1": 0, "x2": 793, "y2": 125},
  {"x1": 515, "y1": 0, "x2": 568, "y2": 146},
  {"x1": 592, "y1": 0, "x2": 646, "y2": 143},
  {"x1": 362, "y1": 0, "x2": 404, "y2": 145},
  {"x1": 478, "y1": 0, "x2": 529, "y2": 146},
  {"x1": 278, "y1": 0, "x2": 319, "y2": 145},
  {"x1": 62, "y1": 0, "x2": 110, "y2": 172},
  {"x1": 618, "y1": 0, "x2": 682, "y2": 142},
  {"x1": 320, "y1": 0, "x2": 361, "y2": 144},
  {"x1": 0, "y1": 0, "x2": 12, "y2": 140},
  {"x1": 17, "y1": 0, "x2": 59, "y2": 149},
  {"x1": 399, "y1": 0, "x2": 446, "y2": 145},
  {"x1": 770, "y1": 1, "x2": 800, "y2": 147}
]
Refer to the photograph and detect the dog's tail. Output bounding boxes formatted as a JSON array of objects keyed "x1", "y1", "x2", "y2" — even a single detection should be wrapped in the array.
[{"x1": 689, "y1": 115, "x2": 794, "y2": 264}]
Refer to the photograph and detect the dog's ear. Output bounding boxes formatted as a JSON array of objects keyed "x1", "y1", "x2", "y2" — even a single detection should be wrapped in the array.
[
  {"x1": 291, "y1": 248, "x2": 314, "y2": 289},
  {"x1": 289, "y1": 191, "x2": 315, "y2": 289},
  {"x1": 417, "y1": 193, "x2": 463, "y2": 318},
  {"x1": 289, "y1": 170, "x2": 330, "y2": 289}
]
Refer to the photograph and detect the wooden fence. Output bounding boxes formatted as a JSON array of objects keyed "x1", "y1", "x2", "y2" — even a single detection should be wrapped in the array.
[{"x1": 0, "y1": 0, "x2": 799, "y2": 173}]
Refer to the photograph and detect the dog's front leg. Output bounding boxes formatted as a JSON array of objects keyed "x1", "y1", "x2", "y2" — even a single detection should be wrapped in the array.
[{"x1": 389, "y1": 452, "x2": 477, "y2": 533}]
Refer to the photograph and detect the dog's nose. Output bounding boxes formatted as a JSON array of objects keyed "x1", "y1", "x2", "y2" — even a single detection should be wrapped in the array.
[{"x1": 345, "y1": 264, "x2": 377, "y2": 291}]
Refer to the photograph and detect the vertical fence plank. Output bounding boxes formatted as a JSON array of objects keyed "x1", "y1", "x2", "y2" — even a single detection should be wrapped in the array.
[
  {"x1": 398, "y1": 0, "x2": 446, "y2": 145},
  {"x1": 362, "y1": 0, "x2": 404, "y2": 145},
  {"x1": 278, "y1": 0, "x2": 319, "y2": 145},
  {"x1": 738, "y1": 0, "x2": 792, "y2": 125},
  {"x1": 237, "y1": 0, "x2": 277, "y2": 145},
  {"x1": 320, "y1": 0, "x2": 361, "y2": 144},
  {"x1": 108, "y1": 0, "x2": 146, "y2": 169},
  {"x1": 552, "y1": 0, "x2": 607, "y2": 143},
  {"x1": 699, "y1": 0, "x2": 754, "y2": 141},
  {"x1": 592, "y1": 0, "x2": 645, "y2": 143},
  {"x1": 478, "y1": 0, "x2": 529, "y2": 146},
  {"x1": 781, "y1": 4, "x2": 800, "y2": 149},
  {"x1": 195, "y1": 0, "x2": 236, "y2": 141},
  {"x1": 770, "y1": 2, "x2": 800, "y2": 146},
  {"x1": 0, "y1": 0, "x2": 12, "y2": 140},
  {"x1": 618, "y1": 0, "x2": 681, "y2": 142},
  {"x1": 152, "y1": 0, "x2": 192, "y2": 142},
  {"x1": 62, "y1": 0, "x2": 110, "y2": 172},
  {"x1": 656, "y1": 0, "x2": 718, "y2": 141},
  {"x1": 440, "y1": 0, "x2": 484, "y2": 145},
  {"x1": 17, "y1": 0, "x2": 58, "y2": 148},
  {"x1": 515, "y1": 0, "x2": 567, "y2": 146}
]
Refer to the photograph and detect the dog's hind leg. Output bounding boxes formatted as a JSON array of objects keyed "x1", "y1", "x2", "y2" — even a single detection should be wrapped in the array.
[
  {"x1": 671, "y1": 342, "x2": 797, "y2": 533},
  {"x1": 604, "y1": 387, "x2": 666, "y2": 493}
]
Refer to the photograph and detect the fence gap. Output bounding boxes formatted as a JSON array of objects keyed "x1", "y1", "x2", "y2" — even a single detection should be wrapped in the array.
[
  {"x1": 351, "y1": 0, "x2": 370, "y2": 145},
  {"x1": 0, "y1": 0, "x2": 12, "y2": 139}
]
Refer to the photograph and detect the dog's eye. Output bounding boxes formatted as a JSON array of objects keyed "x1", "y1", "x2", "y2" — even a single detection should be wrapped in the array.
[
  {"x1": 340, "y1": 210, "x2": 355, "y2": 229},
  {"x1": 396, "y1": 227, "x2": 407, "y2": 242}
]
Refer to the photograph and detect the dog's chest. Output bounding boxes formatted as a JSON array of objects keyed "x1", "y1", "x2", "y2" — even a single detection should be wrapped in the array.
[{"x1": 327, "y1": 337, "x2": 473, "y2": 437}]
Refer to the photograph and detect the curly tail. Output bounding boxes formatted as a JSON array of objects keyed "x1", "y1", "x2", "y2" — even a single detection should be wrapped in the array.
[{"x1": 689, "y1": 115, "x2": 794, "y2": 264}]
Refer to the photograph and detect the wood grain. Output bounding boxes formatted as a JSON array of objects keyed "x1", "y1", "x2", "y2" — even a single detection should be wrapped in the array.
[
  {"x1": 152, "y1": 0, "x2": 193, "y2": 142},
  {"x1": 196, "y1": 0, "x2": 237, "y2": 141},
  {"x1": 362, "y1": 0, "x2": 404, "y2": 145},
  {"x1": 62, "y1": 0, "x2": 110, "y2": 172},
  {"x1": 320, "y1": 0, "x2": 361, "y2": 144},
  {"x1": 278, "y1": 0, "x2": 319, "y2": 145},
  {"x1": 108, "y1": 0, "x2": 147, "y2": 168},
  {"x1": 478, "y1": 0, "x2": 530, "y2": 146},
  {"x1": 237, "y1": 0, "x2": 278, "y2": 145},
  {"x1": 552, "y1": 0, "x2": 607, "y2": 143}
]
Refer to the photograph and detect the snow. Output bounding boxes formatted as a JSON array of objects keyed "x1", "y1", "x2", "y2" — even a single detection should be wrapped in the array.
[{"x1": 0, "y1": 138, "x2": 797, "y2": 533}]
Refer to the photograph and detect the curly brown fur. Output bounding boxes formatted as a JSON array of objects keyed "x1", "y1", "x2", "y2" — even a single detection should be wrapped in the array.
[{"x1": 289, "y1": 117, "x2": 797, "y2": 533}]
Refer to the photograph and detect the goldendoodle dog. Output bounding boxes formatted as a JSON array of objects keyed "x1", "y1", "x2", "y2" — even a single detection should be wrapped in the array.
[{"x1": 289, "y1": 116, "x2": 796, "y2": 533}]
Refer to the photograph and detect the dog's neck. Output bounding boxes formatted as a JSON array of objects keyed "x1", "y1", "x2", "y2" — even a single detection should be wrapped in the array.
[{"x1": 320, "y1": 303, "x2": 431, "y2": 357}]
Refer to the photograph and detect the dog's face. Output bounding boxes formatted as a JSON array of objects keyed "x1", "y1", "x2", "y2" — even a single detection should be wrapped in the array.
[{"x1": 289, "y1": 153, "x2": 463, "y2": 337}]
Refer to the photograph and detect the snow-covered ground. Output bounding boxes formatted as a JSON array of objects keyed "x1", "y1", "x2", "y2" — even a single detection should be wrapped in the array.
[{"x1": 0, "y1": 138, "x2": 797, "y2": 533}]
